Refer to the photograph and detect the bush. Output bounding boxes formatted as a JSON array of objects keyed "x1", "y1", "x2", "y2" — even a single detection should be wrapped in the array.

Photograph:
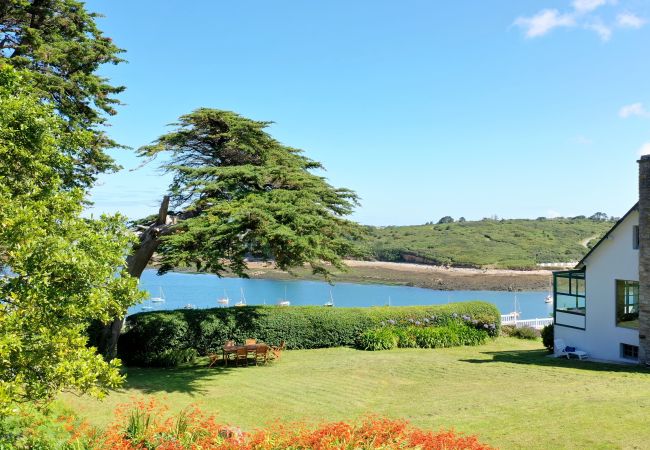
[
  {"x1": 116, "y1": 302, "x2": 501, "y2": 366},
  {"x1": 511, "y1": 326, "x2": 540, "y2": 340},
  {"x1": 356, "y1": 321, "x2": 490, "y2": 351},
  {"x1": 501, "y1": 325, "x2": 540, "y2": 340},
  {"x1": 541, "y1": 324, "x2": 554, "y2": 351},
  {"x1": 357, "y1": 328, "x2": 399, "y2": 351}
]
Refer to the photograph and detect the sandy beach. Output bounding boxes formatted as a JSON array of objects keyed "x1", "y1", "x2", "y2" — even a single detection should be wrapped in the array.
[{"x1": 241, "y1": 259, "x2": 554, "y2": 292}]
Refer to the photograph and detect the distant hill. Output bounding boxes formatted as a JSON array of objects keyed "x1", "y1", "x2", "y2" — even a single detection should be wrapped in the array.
[{"x1": 358, "y1": 218, "x2": 615, "y2": 270}]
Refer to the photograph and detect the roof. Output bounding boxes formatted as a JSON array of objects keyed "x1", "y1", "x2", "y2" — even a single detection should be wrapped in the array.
[{"x1": 575, "y1": 202, "x2": 639, "y2": 269}]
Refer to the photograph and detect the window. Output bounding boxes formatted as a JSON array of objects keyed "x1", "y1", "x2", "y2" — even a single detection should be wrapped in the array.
[
  {"x1": 616, "y1": 280, "x2": 639, "y2": 329},
  {"x1": 621, "y1": 343, "x2": 639, "y2": 360},
  {"x1": 554, "y1": 270, "x2": 586, "y2": 315},
  {"x1": 633, "y1": 225, "x2": 640, "y2": 250}
]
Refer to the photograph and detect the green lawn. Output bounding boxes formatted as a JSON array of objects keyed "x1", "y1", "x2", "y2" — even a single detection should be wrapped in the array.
[{"x1": 62, "y1": 338, "x2": 650, "y2": 449}]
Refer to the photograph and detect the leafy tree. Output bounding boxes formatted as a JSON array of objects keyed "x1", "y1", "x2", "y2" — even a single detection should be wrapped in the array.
[
  {"x1": 589, "y1": 212, "x2": 608, "y2": 221},
  {"x1": 97, "y1": 109, "x2": 362, "y2": 358},
  {"x1": 0, "y1": 67, "x2": 142, "y2": 412},
  {"x1": 458, "y1": 217, "x2": 466, "y2": 223},
  {"x1": 437, "y1": 216, "x2": 454, "y2": 224},
  {"x1": 0, "y1": 0, "x2": 126, "y2": 189}
]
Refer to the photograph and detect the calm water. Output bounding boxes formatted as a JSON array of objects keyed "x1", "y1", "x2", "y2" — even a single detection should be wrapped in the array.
[{"x1": 130, "y1": 269, "x2": 553, "y2": 320}]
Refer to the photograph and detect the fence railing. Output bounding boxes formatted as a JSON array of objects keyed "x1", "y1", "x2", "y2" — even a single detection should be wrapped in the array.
[{"x1": 500, "y1": 315, "x2": 553, "y2": 330}]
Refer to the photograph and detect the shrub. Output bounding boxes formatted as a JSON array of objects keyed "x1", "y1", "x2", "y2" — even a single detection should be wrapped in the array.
[
  {"x1": 501, "y1": 325, "x2": 540, "y2": 340},
  {"x1": 357, "y1": 328, "x2": 398, "y2": 351},
  {"x1": 116, "y1": 302, "x2": 500, "y2": 366},
  {"x1": 357, "y1": 321, "x2": 489, "y2": 351},
  {"x1": 541, "y1": 324, "x2": 554, "y2": 351},
  {"x1": 510, "y1": 326, "x2": 540, "y2": 340}
]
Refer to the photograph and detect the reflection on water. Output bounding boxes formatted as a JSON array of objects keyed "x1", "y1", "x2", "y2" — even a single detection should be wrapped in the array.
[{"x1": 131, "y1": 269, "x2": 553, "y2": 320}]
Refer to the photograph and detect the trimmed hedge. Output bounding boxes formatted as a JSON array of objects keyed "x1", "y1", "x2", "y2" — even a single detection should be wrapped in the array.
[
  {"x1": 356, "y1": 322, "x2": 490, "y2": 351},
  {"x1": 117, "y1": 302, "x2": 500, "y2": 366}
]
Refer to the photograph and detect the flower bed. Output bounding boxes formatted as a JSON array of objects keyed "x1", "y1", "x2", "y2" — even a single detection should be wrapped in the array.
[{"x1": 17, "y1": 400, "x2": 493, "y2": 449}]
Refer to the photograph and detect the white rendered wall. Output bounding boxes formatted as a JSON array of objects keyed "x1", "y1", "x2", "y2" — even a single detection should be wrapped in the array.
[{"x1": 556, "y1": 211, "x2": 639, "y2": 363}]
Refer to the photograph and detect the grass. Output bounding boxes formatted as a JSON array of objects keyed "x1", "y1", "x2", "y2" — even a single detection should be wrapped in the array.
[
  {"x1": 360, "y1": 218, "x2": 614, "y2": 269},
  {"x1": 62, "y1": 338, "x2": 650, "y2": 449}
]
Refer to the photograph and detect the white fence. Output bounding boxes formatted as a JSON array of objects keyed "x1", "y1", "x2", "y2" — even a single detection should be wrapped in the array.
[{"x1": 500, "y1": 314, "x2": 553, "y2": 330}]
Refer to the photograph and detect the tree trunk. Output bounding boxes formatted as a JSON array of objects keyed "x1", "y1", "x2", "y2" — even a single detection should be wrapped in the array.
[{"x1": 96, "y1": 196, "x2": 170, "y2": 360}]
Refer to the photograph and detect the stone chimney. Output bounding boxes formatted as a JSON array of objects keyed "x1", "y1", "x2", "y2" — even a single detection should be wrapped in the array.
[{"x1": 638, "y1": 155, "x2": 650, "y2": 363}]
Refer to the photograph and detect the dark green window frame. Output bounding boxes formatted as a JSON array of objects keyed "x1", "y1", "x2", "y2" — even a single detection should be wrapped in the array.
[
  {"x1": 616, "y1": 280, "x2": 639, "y2": 329},
  {"x1": 553, "y1": 269, "x2": 586, "y2": 315}
]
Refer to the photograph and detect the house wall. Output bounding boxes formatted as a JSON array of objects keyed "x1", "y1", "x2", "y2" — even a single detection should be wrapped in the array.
[{"x1": 556, "y1": 211, "x2": 639, "y2": 363}]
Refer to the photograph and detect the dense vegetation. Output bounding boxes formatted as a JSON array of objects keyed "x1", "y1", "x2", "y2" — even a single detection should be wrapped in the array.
[
  {"x1": 360, "y1": 217, "x2": 615, "y2": 269},
  {"x1": 1, "y1": 400, "x2": 491, "y2": 449},
  {"x1": 117, "y1": 302, "x2": 500, "y2": 367}
]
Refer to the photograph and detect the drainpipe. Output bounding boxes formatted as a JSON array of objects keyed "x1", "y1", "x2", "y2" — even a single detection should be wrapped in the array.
[{"x1": 638, "y1": 155, "x2": 650, "y2": 364}]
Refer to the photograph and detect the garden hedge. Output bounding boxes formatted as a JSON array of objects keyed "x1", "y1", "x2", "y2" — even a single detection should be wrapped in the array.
[{"x1": 117, "y1": 301, "x2": 500, "y2": 366}]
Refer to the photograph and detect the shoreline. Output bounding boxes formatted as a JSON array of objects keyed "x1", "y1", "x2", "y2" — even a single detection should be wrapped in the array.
[{"x1": 195, "y1": 259, "x2": 554, "y2": 292}]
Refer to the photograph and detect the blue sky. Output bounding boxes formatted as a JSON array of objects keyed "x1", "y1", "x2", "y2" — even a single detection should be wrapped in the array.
[{"x1": 85, "y1": 0, "x2": 650, "y2": 226}]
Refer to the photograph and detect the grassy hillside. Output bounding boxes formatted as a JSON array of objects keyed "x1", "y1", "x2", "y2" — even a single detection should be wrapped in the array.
[{"x1": 360, "y1": 218, "x2": 615, "y2": 269}]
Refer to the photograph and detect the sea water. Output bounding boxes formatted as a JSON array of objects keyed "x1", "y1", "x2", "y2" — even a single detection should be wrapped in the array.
[{"x1": 130, "y1": 269, "x2": 553, "y2": 320}]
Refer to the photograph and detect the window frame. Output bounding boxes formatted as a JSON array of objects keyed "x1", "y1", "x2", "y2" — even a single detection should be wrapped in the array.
[{"x1": 615, "y1": 279, "x2": 639, "y2": 329}]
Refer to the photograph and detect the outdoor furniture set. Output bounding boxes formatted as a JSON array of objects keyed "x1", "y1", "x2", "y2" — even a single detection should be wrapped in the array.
[{"x1": 208, "y1": 339, "x2": 286, "y2": 367}]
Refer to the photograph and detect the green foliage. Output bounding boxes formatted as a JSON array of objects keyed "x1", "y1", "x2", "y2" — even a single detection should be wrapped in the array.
[
  {"x1": 501, "y1": 325, "x2": 540, "y2": 340},
  {"x1": 0, "y1": 0, "x2": 126, "y2": 189},
  {"x1": 137, "y1": 108, "x2": 363, "y2": 279},
  {"x1": 0, "y1": 403, "x2": 80, "y2": 449},
  {"x1": 0, "y1": 66, "x2": 144, "y2": 411},
  {"x1": 541, "y1": 324, "x2": 554, "y2": 351},
  {"x1": 357, "y1": 322, "x2": 489, "y2": 351},
  {"x1": 117, "y1": 302, "x2": 501, "y2": 366},
  {"x1": 359, "y1": 217, "x2": 612, "y2": 269},
  {"x1": 356, "y1": 328, "x2": 399, "y2": 351}
]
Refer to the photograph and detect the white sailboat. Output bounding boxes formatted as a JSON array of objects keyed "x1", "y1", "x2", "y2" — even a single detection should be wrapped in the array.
[
  {"x1": 509, "y1": 295, "x2": 521, "y2": 318},
  {"x1": 545, "y1": 279, "x2": 553, "y2": 303},
  {"x1": 151, "y1": 287, "x2": 165, "y2": 303},
  {"x1": 217, "y1": 289, "x2": 230, "y2": 307},
  {"x1": 277, "y1": 286, "x2": 291, "y2": 306},
  {"x1": 235, "y1": 288, "x2": 247, "y2": 307},
  {"x1": 323, "y1": 289, "x2": 334, "y2": 307}
]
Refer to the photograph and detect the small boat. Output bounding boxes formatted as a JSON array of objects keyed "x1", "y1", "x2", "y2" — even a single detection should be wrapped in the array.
[
  {"x1": 141, "y1": 305, "x2": 153, "y2": 311},
  {"x1": 150, "y1": 287, "x2": 165, "y2": 303},
  {"x1": 184, "y1": 303, "x2": 196, "y2": 310},
  {"x1": 277, "y1": 286, "x2": 291, "y2": 306},
  {"x1": 545, "y1": 280, "x2": 553, "y2": 303},
  {"x1": 235, "y1": 288, "x2": 247, "y2": 307},
  {"x1": 323, "y1": 290, "x2": 334, "y2": 307},
  {"x1": 217, "y1": 289, "x2": 230, "y2": 307}
]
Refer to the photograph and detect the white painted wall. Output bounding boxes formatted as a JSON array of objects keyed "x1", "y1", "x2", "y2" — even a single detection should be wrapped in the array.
[{"x1": 556, "y1": 210, "x2": 640, "y2": 363}]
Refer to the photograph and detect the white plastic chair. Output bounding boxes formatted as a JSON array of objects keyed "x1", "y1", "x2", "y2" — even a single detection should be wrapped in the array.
[{"x1": 554, "y1": 338, "x2": 588, "y2": 360}]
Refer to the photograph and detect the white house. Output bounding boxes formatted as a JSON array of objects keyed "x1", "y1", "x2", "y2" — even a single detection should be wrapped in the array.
[{"x1": 553, "y1": 204, "x2": 641, "y2": 363}]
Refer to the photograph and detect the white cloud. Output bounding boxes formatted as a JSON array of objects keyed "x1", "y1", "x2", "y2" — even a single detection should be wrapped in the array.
[
  {"x1": 547, "y1": 209, "x2": 562, "y2": 218},
  {"x1": 514, "y1": 9, "x2": 576, "y2": 38},
  {"x1": 617, "y1": 12, "x2": 646, "y2": 29},
  {"x1": 585, "y1": 21, "x2": 613, "y2": 40},
  {"x1": 638, "y1": 142, "x2": 650, "y2": 156},
  {"x1": 573, "y1": 0, "x2": 609, "y2": 14},
  {"x1": 619, "y1": 103, "x2": 649, "y2": 118}
]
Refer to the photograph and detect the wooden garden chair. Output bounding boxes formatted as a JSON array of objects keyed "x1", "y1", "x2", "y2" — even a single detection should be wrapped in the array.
[
  {"x1": 236, "y1": 347, "x2": 248, "y2": 367},
  {"x1": 254, "y1": 344, "x2": 269, "y2": 365},
  {"x1": 245, "y1": 338, "x2": 257, "y2": 345},
  {"x1": 270, "y1": 340, "x2": 286, "y2": 360}
]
